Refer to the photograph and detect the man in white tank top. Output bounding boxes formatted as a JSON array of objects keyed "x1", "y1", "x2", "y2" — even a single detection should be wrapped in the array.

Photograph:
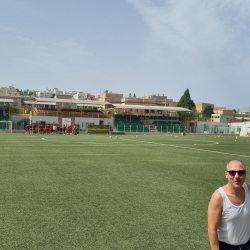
[{"x1": 208, "y1": 160, "x2": 250, "y2": 250}]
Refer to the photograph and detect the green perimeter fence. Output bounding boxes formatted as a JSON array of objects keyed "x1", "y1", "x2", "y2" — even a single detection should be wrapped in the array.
[
  {"x1": 114, "y1": 124, "x2": 188, "y2": 133},
  {"x1": 0, "y1": 121, "x2": 11, "y2": 130},
  {"x1": 113, "y1": 124, "x2": 240, "y2": 134},
  {"x1": 114, "y1": 115, "x2": 187, "y2": 133},
  {"x1": 0, "y1": 111, "x2": 10, "y2": 130}
]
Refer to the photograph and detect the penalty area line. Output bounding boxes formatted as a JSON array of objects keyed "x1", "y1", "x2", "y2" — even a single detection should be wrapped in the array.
[
  {"x1": 162, "y1": 144, "x2": 250, "y2": 158},
  {"x1": 121, "y1": 138, "x2": 250, "y2": 158}
]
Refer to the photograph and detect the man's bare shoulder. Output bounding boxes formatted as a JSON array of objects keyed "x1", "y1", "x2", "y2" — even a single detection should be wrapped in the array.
[
  {"x1": 208, "y1": 189, "x2": 223, "y2": 210},
  {"x1": 245, "y1": 182, "x2": 250, "y2": 193},
  {"x1": 211, "y1": 190, "x2": 223, "y2": 201}
]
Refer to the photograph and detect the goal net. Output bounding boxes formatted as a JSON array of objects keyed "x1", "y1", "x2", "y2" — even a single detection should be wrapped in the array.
[{"x1": 0, "y1": 121, "x2": 12, "y2": 133}]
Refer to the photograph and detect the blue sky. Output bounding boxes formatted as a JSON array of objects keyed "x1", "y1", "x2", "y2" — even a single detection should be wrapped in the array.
[{"x1": 0, "y1": 0, "x2": 250, "y2": 111}]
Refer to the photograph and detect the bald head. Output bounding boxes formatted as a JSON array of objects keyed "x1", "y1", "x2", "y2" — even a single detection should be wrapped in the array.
[{"x1": 226, "y1": 160, "x2": 246, "y2": 171}]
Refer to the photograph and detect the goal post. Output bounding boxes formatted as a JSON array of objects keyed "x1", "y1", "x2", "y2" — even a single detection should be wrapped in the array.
[
  {"x1": 87, "y1": 124, "x2": 110, "y2": 134},
  {"x1": 0, "y1": 121, "x2": 12, "y2": 133}
]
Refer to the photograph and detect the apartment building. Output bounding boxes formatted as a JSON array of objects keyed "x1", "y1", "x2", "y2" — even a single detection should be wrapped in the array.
[
  {"x1": 0, "y1": 86, "x2": 20, "y2": 97},
  {"x1": 195, "y1": 102, "x2": 215, "y2": 113},
  {"x1": 73, "y1": 92, "x2": 88, "y2": 100},
  {"x1": 96, "y1": 92, "x2": 176, "y2": 107},
  {"x1": 36, "y1": 88, "x2": 63, "y2": 98}
]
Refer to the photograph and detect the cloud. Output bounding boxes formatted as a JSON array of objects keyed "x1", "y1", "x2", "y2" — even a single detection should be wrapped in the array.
[
  {"x1": 128, "y1": 0, "x2": 250, "y2": 52},
  {"x1": 127, "y1": 0, "x2": 250, "y2": 109}
]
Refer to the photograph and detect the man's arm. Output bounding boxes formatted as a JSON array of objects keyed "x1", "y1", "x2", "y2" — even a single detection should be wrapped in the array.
[{"x1": 208, "y1": 190, "x2": 223, "y2": 250}]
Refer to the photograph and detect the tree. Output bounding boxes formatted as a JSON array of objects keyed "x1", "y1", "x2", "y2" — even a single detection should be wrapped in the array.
[
  {"x1": 23, "y1": 89, "x2": 29, "y2": 96},
  {"x1": 177, "y1": 89, "x2": 196, "y2": 110},
  {"x1": 189, "y1": 107, "x2": 200, "y2": 117},
  {"x1": 10, "y1": 106, "x2": 21, "y2": 114},
  {"x1": 129, "y1": 93, "x2": 131, "y2": 97},
  {"x1": 62, "y1": 103, "x2": 71, "y2": 109},
  {"x1": 133, "y1": 93, "x2": 136, "y2": 98},
  {"x1": 0, "y1": 104, "x2": 9, "y2": 115},
  {"x1": 176, "y1": 89, "x2": 196, "y2": 118},
  {"x1": 203, "y1": 105, "x2": 214, "y2": 117}
]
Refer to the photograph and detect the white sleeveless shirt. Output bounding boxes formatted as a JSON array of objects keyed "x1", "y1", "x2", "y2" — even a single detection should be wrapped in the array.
[{"x1": 217, "y1": 183, "x2": 250, "y2": 245}]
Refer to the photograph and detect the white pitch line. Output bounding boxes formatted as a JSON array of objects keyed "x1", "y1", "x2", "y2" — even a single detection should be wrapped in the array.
[
  {"x1": 120, "y1": 138, "x2": 250, "y2": 158},
  {"x1": 41, "y1": 138, "x2": 137, "y2": 146},
  {"x1": 170, "y1": 138, "x2": 218, "y2": 143}
]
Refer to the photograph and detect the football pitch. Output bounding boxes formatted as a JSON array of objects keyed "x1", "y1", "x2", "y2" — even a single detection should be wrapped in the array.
[{"x1": 1, "y1": 133, "x2": 250, "y2": 249}]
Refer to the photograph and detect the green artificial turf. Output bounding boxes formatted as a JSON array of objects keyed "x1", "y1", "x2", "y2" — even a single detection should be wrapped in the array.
[{"x1": 1, "y1": 133, "x2": 250, "y2": 249}]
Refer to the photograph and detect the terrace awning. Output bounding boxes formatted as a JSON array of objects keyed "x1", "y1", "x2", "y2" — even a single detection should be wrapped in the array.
[
  {"x1": 0, "y1": 99, "x2": 14, "y2": 103},
  {"x1": 24, "y1": 100, "x2": 57, "y2": 105},
  {"x1": 36, "y1": 102, "x2": 57, "y2": 105},
  {"x1": 35, "y1": 98, "x2": 111, "y2": 105},
  {"x1": 76, "y1": 104, "x2": 102, "y2": 107},
  {"x1": 23, "y1": 101, "x2": 35, "y2": 104},
  {"x1": 111, "y1": 104, "x2": 191, "y2": 112}
]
